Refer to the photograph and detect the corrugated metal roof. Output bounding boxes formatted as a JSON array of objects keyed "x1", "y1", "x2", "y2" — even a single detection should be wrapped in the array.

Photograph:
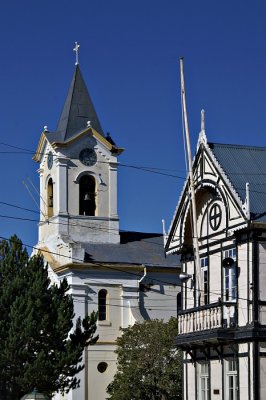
[
  {"x1": 83, "y1": 231, "x2": 180, "y2": 268},
  {"x1": 209, "y1": 142, "x2": 266, "y2": 221}
]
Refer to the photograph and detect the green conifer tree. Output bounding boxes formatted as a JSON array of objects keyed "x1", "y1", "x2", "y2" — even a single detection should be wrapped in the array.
[{"x1": 0, "y1": 235, "x2": 98, "y2": 400}]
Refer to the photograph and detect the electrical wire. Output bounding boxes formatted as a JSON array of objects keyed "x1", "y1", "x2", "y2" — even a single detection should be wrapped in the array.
[
  {"x1": 0, "y1": 142, "x2": 266, "y2": 307},
  {"x1": 0, "y1": 141, "x2": 186, "y2": 179},
  {"x1": 0, "y1": 234, "x2": 263, "y2": 308},
  {"x1": 0, "y1": 232, "x2": 263, "y2": 317},
  {"x1": 0, "y1": 234, "x2": 180, "y2": 290}
]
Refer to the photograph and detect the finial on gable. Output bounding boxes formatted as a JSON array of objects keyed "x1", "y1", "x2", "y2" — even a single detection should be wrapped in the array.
[
  {"x1": 162, "y1": 219, "x2": 168, "y2": 246},
  {"x1": 197, "y1": 109, "x2": 207, "y2": 149},
  {"x1": 73, "y1": 42, "x2": 80, "y2": 65},
  {"x1": 201, "y1": 109, "x2": 205, "y2": 132}
]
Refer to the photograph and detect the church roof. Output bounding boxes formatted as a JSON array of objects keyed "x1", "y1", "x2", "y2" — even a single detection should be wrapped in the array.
[
  {"x1": 53, "y1": 64, "x2": 104, "y2": 142},
  {"x1": 83, "y1": 231, "x2": 179, "y2": 268},
  {"x1": 209, "y1": 142, "x2": 266, "y2": 221}
]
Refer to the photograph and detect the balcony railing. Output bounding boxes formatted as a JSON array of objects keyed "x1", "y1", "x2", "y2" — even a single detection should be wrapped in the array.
[{"x1": 178, "y1": 301, "x2": 236, "y2": 335}]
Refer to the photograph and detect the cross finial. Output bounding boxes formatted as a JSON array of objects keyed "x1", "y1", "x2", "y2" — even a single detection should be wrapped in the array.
[{"x1": 73, "y1": 42, "x2": 80, "y2": 65}]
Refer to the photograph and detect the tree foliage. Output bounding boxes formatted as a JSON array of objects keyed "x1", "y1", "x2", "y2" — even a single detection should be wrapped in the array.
[
  {"x1": 0, "y1": 235, "x2": 99, "y2": 400},
  {"x1": 107, "y1": 318, "x2": 182, "y2": 400}
]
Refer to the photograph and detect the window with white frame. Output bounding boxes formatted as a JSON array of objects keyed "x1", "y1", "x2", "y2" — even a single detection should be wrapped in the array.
[
  {"x1": 197, "y1": 362, "x2": 209, "y2": 400},
  {"x1": 224, "y1": 357, "x2": 238, "y2": 400},
  {"x1": 223, "y1": 248, "x2": 237, "y2": 302},
  {"x1": 201, "y1": 257, "x2": 209, "y2": 305}
]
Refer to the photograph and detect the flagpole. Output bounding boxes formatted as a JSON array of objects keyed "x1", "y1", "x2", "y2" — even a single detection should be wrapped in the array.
[{"x1": 180, "y1": 57, "x2": 201, "y2": 305}]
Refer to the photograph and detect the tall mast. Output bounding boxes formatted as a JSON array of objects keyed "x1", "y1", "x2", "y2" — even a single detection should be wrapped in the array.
[{"x1": 180, "y1": 57, "x2": 201, "y2": 305}]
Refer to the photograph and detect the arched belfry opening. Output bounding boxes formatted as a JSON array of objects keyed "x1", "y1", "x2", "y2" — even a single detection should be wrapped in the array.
[
  {"x1": 47, "y1": 178, "x2": 54, "y2": 218},
  {"x1": 79, "y1": 175, "x2": 96, "y2": 216}
]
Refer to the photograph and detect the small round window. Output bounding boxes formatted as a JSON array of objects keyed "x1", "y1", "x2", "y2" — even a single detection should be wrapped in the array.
[{"x1": 97, "y1": 362, "x2": 108, "y2": 373}]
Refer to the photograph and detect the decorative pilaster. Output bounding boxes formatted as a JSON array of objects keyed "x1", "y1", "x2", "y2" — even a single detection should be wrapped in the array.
[
  {"x1": 109, "y1": 162, "x2": 118, "y2": 219},
  {"x1": 55, "y1": 156, "x2": 69, "y2": 215}
]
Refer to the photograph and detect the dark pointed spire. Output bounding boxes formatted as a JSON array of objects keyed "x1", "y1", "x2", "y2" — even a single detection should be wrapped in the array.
[{"x1": 56, "y1": 65, "x2": 104, "y2": 141}]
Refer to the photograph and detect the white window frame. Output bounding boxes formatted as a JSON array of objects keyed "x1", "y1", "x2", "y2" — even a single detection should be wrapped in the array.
[
  {"x1": 201, "y1": 257, "x2": 209, "y2": 305},
  {"x1": 224, "y1": 357, "x2": 238, "y2": 400},
  {"x1": 197, "y1": 362, "x2": 209, "y2": 400},
  {"x1": 223, "y1": 249, "x2": 237, "y2": 302}
]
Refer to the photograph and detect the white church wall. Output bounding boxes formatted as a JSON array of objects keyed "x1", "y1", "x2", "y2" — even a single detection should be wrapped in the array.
[{"x1": 87, "y1": 346, "x2": 117, "y2": 400}]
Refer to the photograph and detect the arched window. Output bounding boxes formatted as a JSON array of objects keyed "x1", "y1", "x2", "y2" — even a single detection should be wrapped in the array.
[
  {"x1": 79, "y1": 175, "x2": 96, "y2": 216},
  {"x1": 98, "y1": 289, "x2": 108, "y2": 321},
  {"x1": 47, "y1": 178, "x2": 54, "y2": 218}
]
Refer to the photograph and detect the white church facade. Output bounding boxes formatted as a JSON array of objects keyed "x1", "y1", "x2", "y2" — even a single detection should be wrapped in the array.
[
  {"x1": 33, "y1": 58, "x2": 180, "y2": 399},
  {"x1": 165, "y1": 122, "x2": 266, "y2": 400}
]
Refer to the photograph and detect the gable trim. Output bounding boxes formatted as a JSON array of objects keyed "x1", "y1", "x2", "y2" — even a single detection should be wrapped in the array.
[{"x1": 165, "y1": 142, "x2": 248, "y2": 255}]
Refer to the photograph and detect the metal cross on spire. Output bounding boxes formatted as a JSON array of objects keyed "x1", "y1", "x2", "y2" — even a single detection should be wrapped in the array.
[{"x1": 73, "y1": 42, "x2": 80, "y2": 65}]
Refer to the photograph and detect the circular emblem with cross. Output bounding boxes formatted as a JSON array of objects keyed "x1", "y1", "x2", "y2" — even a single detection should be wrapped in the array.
[{"x1": 209, "y1": 203, "x2": 222, "y2": 231}]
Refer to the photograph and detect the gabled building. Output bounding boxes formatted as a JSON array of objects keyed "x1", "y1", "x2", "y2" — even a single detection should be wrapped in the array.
[
  {"x1": 165, "y1": 125, "x2": 266, "y2": 400},
  {"x1": 33, "y1": 59, "x2": 180, "y2": 400}
]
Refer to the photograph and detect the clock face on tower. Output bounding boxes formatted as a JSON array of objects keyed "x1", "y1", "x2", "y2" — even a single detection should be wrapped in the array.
[
  {"x1": 47, "y1": 151, "x2": 53, "y2": 170},
  {"x1": 79, "y1": 148, "x2": 97, "y2": 166}
]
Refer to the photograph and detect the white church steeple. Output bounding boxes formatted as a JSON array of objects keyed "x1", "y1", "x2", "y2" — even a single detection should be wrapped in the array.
[{"x1": 33, "y1": 57, "x2": 124, "y2": 263}]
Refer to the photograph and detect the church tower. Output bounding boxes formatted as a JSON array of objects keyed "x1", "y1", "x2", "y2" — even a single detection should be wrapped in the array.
[
  {"x1": 33, "y1": 45, "x2": 180, "y2": 400},
  {"x1": 34, "y1": 60, "x2": 123, "y2": 264}
]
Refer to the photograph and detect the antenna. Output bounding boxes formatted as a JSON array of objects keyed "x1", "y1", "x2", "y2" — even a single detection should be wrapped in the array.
[
  {"x1": 27, "y1": 177, "x2": 48, "y2": 209},
  {"x1": 22, "y1": 180, "x2": 46, "y2": 219}
]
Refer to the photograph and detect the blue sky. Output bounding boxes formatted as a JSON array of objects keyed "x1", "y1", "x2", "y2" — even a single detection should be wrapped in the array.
[{"x1": 0, "y1": 0, "x2": 266, "y2": 248}]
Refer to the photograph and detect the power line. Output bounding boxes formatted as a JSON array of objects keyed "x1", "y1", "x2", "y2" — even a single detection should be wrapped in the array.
[
  {"x1": 0, "y1": 141, "x2": 186, "y2": 179},
  {"x1": 0, "y1": 234, "x2": 262, "y2": 312},
  {"x1": 0, "y1": 234, "x2": 262, "y2": 307},
  {"x1": 0, "y1": 235, "x2": 180, "y2": 291},
  {"x1": 0, "y1": 200, "x2": 39, "y2": 214},
  {"x1": 0, "y1": 203, "x2": 265, "y2": 267}
]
